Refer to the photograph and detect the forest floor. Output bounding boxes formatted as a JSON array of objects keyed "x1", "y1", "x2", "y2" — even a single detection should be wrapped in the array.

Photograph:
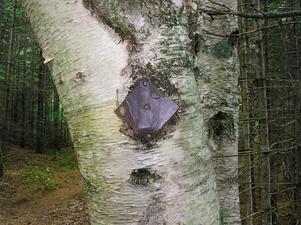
[{"x1": 0, "y1": 144, "x2": 90, "y2": 225}]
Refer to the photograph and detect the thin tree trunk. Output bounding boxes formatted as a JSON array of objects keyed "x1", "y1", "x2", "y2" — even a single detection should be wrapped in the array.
[
  {"x1": 23, "y1": 0, "x2": 225, "y2": 224},
  {"x1": 20, "y1": 45, "x2": 27, "y2": 148},
  {"x1": 43, "y1": 72, "x2": 49, "y2": 148},
  {"x1": 239, "y1": 0, "x2": 255, "y2": 223},
  {"x1": 60, "y1": 108, "x2": 64, "y2": 144},
  {"x1": 12, "y1": 62, "x2": 20, "y2": 139},
  {"x1": 53, "y1": 88, "x2": 60, "y2": 155},
  {"x1": 36, "y1": 53, "x2": 45, "y2": 153},
  {"x1": 29, "y1": 42, "x2": 36, "y2": 149},
  {"x1": 246, "y1": 2, "x2": 257, "y2": 221},
  {"x1": 262, "y1": 1, "x2": 277, "y2": 224},
  {"x1": 252, "y1": 0, "x2": 272, "y2": 224},
  {"x1": 293, "y1": 1, "x2": 301, "y2": 221}
]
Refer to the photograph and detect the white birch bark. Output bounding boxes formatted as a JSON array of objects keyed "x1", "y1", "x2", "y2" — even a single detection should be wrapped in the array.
[
  {"x1": 196, "y1": 1, "x2": 241, "y2": 224},
  {"x1": 22, "y1": 0, "x2": 223, "y2": 224}
]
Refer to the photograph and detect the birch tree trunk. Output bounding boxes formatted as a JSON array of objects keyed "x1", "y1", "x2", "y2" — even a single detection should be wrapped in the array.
[
  {"x1": 22, "y1": 0, "x2": 241, "y2": 224},
  {"x1": 197, "y1": 1, "x2": 241, "y2": 224}
]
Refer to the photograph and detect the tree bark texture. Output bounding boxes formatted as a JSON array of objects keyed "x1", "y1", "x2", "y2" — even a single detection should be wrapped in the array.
[
  {"x1": 21, "y1": 0, "x2": 239, "y2": 224},
  {"x1": 196, "y1": 1, "x2": 241, "y2": 224}
]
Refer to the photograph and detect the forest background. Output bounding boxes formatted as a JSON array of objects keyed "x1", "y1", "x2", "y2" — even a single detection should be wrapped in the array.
[{"x1": 0, "y1": 0, "x2": 301, "y2": 224}]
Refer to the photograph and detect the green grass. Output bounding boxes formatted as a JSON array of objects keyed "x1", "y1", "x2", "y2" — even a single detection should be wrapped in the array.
[
  {"x1": 22, "y1": 166, "x2": 57, "y2": 193},
  {"x1": 4, "y1": 146, "x2": 80, "y2": 197}
]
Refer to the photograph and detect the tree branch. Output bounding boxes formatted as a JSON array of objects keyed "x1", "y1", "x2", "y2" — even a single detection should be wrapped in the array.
[{"x1": 200, "y1": 8, "x2": 301, "y2": 19}]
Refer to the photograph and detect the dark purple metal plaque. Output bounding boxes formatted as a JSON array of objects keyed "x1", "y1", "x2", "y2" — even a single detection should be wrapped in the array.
[{"x1": 115, "y1": 79, "x2": 178, "y2": 141}]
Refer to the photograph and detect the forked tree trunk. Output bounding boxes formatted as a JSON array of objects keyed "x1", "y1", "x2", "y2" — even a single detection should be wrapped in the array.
[{"x1": 23, "y1": 0, "x2": 241, "y2": 224}]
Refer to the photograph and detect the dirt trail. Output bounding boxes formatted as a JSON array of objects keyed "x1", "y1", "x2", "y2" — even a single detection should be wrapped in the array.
[
  {"x1": 0, "y1": 172, "x2": 90, "y2": 225},
  {"x1": 0, "y1": 146, "x2": 90, "y2": 225},
  {"x1": 2, "y1": 182, "x2": 89, "y2": 225}
]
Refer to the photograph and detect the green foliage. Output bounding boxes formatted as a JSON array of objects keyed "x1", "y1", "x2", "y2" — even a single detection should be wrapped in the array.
[
  {"x1": 55, "y1": 149, "x2": 78, "y2": 170},
  {"x1": 4, "y1": 146, "x2": 79, "y2": 196},
  {"x1": 22, "y1": 166, "x2": 57, "y2": 193}
]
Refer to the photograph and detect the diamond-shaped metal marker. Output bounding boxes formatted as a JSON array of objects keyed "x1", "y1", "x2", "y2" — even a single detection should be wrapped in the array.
[{"x1": 115, "y1": 79, "x2": 179, "y2": 141}]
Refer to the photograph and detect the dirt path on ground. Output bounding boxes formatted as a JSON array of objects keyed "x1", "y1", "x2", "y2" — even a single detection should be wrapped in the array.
[
  {"x1": 0, "y1": 145, "x2": 90, "y2": 225},
  {"x1": 0, "y1": 172, "x2": 90, "y2": 225},
  {"x1": 2, "y1": 182, "x2": 89, "y2": 225}
]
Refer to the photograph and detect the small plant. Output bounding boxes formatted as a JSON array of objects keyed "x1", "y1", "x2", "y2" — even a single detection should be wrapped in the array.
[
  {"x1": 21, "y1": 166, "x2": 57, "y2": 193},
  {"x1": 5, "y1": 145, "x2": 81, "y2": 203}
]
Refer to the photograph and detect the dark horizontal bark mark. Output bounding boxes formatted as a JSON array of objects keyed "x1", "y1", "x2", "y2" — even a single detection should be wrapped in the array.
[
  {"x1": 208, "y1": 111, "x2": 234, "y2": 138},
  {"x1": 129, "y1": 168, "x2": 161, "y2": 187}
]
